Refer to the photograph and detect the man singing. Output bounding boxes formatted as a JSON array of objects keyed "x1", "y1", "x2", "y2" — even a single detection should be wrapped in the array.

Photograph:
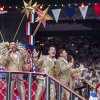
[{"x1": 0, "y1": 41, "x2": 29, "y2": 100}]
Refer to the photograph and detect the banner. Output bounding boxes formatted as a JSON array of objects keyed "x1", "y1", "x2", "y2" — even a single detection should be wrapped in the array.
[
  {"x1": 79, "y1": 6, "x2": 88, "y2": 20},
  {"x1": 52, "y1": 9, "x2": 61, "y2": 23}
]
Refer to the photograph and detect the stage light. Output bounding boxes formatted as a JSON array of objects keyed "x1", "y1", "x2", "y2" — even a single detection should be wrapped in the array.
[
  {"x1": 0, "y1": 8, "x2": 3, "y2": 11},
  {"x1": 76, "y1": 51, "x2": 78, "y2": 53},
  {"x1": 88, "y1": 3, "x2": 91, "y2": 6},
  {"x1": 55, "y1": 4, "x2": 57, "y2": 6},
  {"x1": 9, "y1": 6, "x2": 12, "y2": 8},
  {"x1": 48, "y1": 5, "x2": 51, "y2": 7},
  {"x1": 81, "y1": 3, "x2": 85, "y2": 9},
  {"x1": 15, "y1": 6, "x2": 18, "y2": 9},
  {"x1": 68, "y1": 4, "x2": 71, "y2": 7},
  {"x1": 62, "y1": 4, "x2": 64, "y2": 7},
  {"x1": 40, "y1": 5, "x2": 43, "y2": 10},
  {"x1": 75, "y1": 4, "x2": 78, "y2": 6},
  {"x1": 0, "y1": 6, "x2": 4, "y2": 11}
]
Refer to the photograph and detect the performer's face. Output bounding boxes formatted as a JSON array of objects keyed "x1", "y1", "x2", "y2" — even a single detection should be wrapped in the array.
[
  {"x1": 9, "y1": 42, "x2": 16, "y2": 50},
  {"x1": 48, "y1": 47, "x2": 56, "y2": 57},
  {"x1": 60, "y1": 50, "x2": 68, "y2": 58},
  {"x1": 97, "y1": 86, "x2": 100, "y2": 94}
]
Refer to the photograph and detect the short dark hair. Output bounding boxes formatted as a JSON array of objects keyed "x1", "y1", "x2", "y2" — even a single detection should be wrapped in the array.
[
  {"x1": 58, "y1": 49, "x2": 65, "y2": 57},
  {"x1": 9, "y1": 41, "x2": 16, "y2": 46},
  {"x1": 48, "y1": 45, "x2": 56, "y2": 51}
]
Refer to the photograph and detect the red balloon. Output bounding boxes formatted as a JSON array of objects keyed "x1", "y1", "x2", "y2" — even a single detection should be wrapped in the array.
[{"x1": 93, "y1": 3, "x2": 100, "y2": 16}]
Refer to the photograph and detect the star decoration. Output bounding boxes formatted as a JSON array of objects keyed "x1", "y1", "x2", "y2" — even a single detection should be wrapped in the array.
[
  {"x1": 36, "y1": 7, "x2": 52, "y2": 27},
  {"x1": 22, "y1": 0, "x2": 33, "y2": 18},
  {"x1": 31, "y1": 2, "x2": 39, "y2": 14}
]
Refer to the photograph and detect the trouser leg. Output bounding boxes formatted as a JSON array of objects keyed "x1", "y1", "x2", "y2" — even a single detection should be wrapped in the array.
[
  {"x1": 35, "y1": 79, "x2": 44, "y2": 100},
  {"x1": 10, "y1": 81, "x2": 15, "y2": 100},
  {"x1": 16, "y1": 80, "x2": 25, "y2": 100},
  {"x1": 61, "y1": 88, "x2": 70, "y2": 100},
  {"x1": 50, "y1": 83, "x2": 56, "y2": 100}
]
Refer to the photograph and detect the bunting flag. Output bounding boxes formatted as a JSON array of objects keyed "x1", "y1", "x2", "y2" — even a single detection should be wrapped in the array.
[
  {"x1": 28, "y1": 35, "x2": 35, "y2": 45},
  {"x1": 93, "y1": 3, "x2": 100, "y2": 16},
  {"x1": 79, "y1": 6, "x2": 88, "y2": 20},
  {"x1": 52, "y1": 9, "x2": 61, "y2": 23},
  {"x1": 30, "y1": 13, "x2": 36, "y2": 23},
  {"x1": 66, "y1": 7, "x2": 74, "y2": 19}
]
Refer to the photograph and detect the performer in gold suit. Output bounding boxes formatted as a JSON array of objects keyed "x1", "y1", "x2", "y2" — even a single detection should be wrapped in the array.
[
  {"x1": 33, "y1": 45, "x2": 56, "y2": 100},
  {"x1": 0, "y1": 42, "x2": 29, "y2": 100},
  {"x1": 55, "y1": 49, "x2": 85, "y2": 100}
]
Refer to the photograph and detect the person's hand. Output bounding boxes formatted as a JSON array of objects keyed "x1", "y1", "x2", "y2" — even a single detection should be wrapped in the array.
[
  {"x1": 6, "y1": 49, "x2": 12, "y2": 55},
  {"x1": 68, "y1": 61, "x2": 74, "y2": 68},
  {"x1": 79, "y1": 64, "x2": 85, "y2": 72},
  {"x1": 9, "y1": 49, "x2": 12, "y2": 53},
  {"x1": 33, "y1": 49, "x2": 39, "y2": 58},
  {"x1": 71, "y1": 56, "x2": 74, "y2": 63}
]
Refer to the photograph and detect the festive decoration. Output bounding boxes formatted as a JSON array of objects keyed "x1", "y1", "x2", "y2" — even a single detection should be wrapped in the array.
[
  {"x1": 33, "y1": 7, "x2": 52, "y2": 35},
  {"x1": 13, "y1": 13, "x2": 25, "y2": 40},
  {"x1": 66, "y1": 7, "x2": 74, "y2": 19},
  {"x1": 93, "y1": 3, "x2": 100, "y2": 16},
  {"x1": 13, "y1": 0, "x2": 33, "y2": 40},
  {"x1": 13, "y1": 1, "x2": 39, "y2": 41},
  {"x1": 26, "y1": 22, "x2": 31, "y2": 35},
  {"x1": 23, "y1": 2, "x2": 100, "y2": 45},
  {"x1": 30, "y1": 13, "x2": 36, "y2": 23},
  {"x1": 52, "y1": 9, "x2": 61, "y2": 23},
  {"x1": 79, "y1": 5, "x2": 88, "y2": 20},
  {"x1": 26, "y1": 22, "x2": 34, "y2": 35},
  {"x1": 0, "y1": 31, "x2": 4, "y2": 42},
  {"x1": 22, "y1": 0, "x2": 33, "y2": 18},
  {"x1": 28, "y1": 35, "x2": 35, "y2": 45},
  {"x1": 31, "y1": 2, "x2": 39, "y2": 14}
]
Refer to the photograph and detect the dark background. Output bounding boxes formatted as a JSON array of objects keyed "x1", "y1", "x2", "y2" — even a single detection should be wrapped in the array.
[{"x1": 0, "y1": 0, "x2": 100, "y2": 5}]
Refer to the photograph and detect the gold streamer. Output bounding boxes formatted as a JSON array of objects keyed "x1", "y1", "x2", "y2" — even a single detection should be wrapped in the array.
[
  {"x1": 33, "y1": 21, "x2": 41, "y2": 36},
  {"x1": 13, "y1": 14, "x2": 25, "y2": 41},
  {"x1": 0, "y1": 31, "x2": 4, "y2": 42}
]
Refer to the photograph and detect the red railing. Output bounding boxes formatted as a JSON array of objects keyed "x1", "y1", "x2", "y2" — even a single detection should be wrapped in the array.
[{"x1": 0, "y1": 71, "x2": 86, "y2": 100}]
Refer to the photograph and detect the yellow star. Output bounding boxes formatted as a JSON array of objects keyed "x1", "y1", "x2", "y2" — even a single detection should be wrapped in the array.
[
  {"x1": 36, "y1": 7, "x2": 53, "y2": 27},
  {"x1": 22, "y1": 0, "x2": 33, "y2": 18}
]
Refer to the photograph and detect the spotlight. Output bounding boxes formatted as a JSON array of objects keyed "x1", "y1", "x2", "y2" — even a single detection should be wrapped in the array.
[
  {"x1": 48, "y1": 5, "x2": 51, "y2": 7},
  {"x1": 0, "y1": 6, "x2": 4, "y2": 11},
  {"x1": 75, "y1": 4, "x2": 78, "y2": 6},
  {"x1": 9, "y1": 6, "x2": 12, "y2": 8},
  {"x1": 15, "y1": 6, "x2": 18, "y2": 9},
  {"x1": 68, "y1": 4, "x2": 71, "y2": 7},
  {"x1": 0, "y1": 8, "x2": 3, "y2": 11},
  {"x1": 88, "y1": 3, "x2": 91, "y2": 6},
  {"x1": 62, "y1": 4, "x2": 64, "y2": 7},
  {"x1": 76, "y1": 51, "x2": 78, "y2": 53},
  {"x1": 40, "y1": 5, "x2": 43, "y2": 10},
  {"x1": 81, "y1": 3, "x2": 85, "y2": 9}
]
